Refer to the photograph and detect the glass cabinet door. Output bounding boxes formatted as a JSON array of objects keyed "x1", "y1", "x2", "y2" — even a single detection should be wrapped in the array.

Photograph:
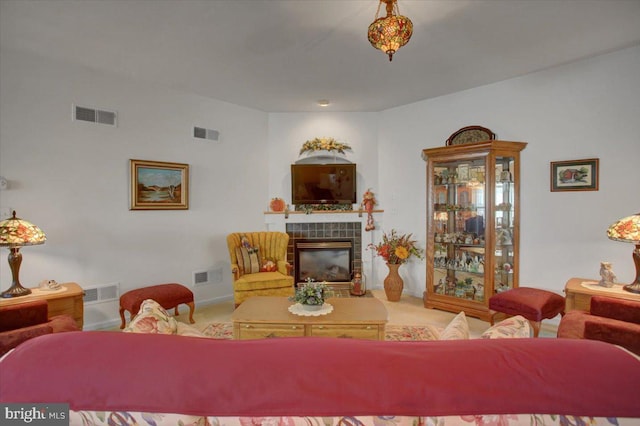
[
  {"x1": 432, "y1": 159, "x2": 486, "y2": 302},
  {"x1": 494, "y1": 156, "x2": 516, "y2": 293}
]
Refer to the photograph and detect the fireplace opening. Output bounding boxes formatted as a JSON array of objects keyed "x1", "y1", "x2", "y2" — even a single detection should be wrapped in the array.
[{"x1": 294, "y1": 239, "x2": 353, "y2": 285}]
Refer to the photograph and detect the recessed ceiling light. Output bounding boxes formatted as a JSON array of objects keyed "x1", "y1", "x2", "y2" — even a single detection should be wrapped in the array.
[{"x1": 317, "y1": 99, "x2": 330, "y2": 107}]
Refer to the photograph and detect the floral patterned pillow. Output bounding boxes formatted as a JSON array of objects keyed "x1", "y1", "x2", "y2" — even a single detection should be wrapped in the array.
[
  {"x1": 438, "y1": 311, "x2": 469, "y2": 340},
  {"x1": 481, "y1": 315, "x2": 531, "y2": 339},
  {"x1": 176, "y1": 322, "x2": 206, "y2": 338},
  {"x1": 123, "y1": 299, "x2": 178, "y2": 335}
]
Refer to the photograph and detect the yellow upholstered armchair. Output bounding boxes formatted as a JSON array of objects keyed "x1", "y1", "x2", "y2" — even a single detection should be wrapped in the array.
[{"x1": 227, "y1": 232, "x2": 294, "y2": 307}]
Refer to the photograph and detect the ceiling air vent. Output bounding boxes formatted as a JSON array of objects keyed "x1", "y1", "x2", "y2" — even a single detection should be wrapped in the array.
[
  {"x1": 74, "y1": 105, "x2": 117, "y2": 126},
  {"x1": 194, "y1": 126, "x2": 219, "y2": 141}
]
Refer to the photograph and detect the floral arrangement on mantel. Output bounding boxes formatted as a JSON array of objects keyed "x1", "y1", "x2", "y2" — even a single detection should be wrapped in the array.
[
  {"x1": 370, "y1": 229, "x2": 424, "y2": 264},
  {"x1": 299, "y1": 137, "x2": 352, "y2": 156},
  {"x1": 290, "y1": 279, "x2": 328, "y2": 306}
]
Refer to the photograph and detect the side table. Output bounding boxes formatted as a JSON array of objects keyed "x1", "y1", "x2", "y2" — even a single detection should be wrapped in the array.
[
  {"x1": 564, "y1": 277, "x2": 640, "y2": 312},
  {"x1": 0, "y1": 282, "x2": 84, "y2": 329}
]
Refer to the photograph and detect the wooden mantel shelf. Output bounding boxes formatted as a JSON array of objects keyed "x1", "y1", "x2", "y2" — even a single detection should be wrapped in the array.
[{"x1": 264, "y1": 210, "x2": 384, "y2": 225}]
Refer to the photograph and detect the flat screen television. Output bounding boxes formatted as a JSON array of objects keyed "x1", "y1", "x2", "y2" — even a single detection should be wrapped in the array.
[{"x1": 291, "y1": 163, "x2": 357, "y2": 205}]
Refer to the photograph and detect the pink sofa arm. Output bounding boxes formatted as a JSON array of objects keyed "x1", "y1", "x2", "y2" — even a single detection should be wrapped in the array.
[
  {"x1": 0, "y1": 315, "x2": 78, "y2": 356},
  {"x1": 0, "y1": 300, "x2": 49, "y2": 332},
  {"x1": 0, "y1": 298, "x2": 79, "y2": 356},
  {"x1": 0, "y1": 324, "x2": 53, "y2": 356},
  {"x1": 590, "y1": 296, "x2": 640, "y2": 324},
  {"x1": 49, "y1": 314, "x2": 80, "y2": 333},
  {"x1": 584, "y1": 318, "x2": 640, "y2": 355},
  {"x1": 558, "y1": 310, "x2": 640, "y2": 355}
]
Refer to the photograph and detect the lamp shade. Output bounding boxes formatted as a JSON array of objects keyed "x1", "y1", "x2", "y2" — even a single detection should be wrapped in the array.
[
  {"x1": 0, "y1": 211, "x2": 46, "y2": 298},
  {"x1": 607, "y1": 212, "x2": 640, "y2": 294},
  {"x1": 368, "y1": 0, "x2": 413, "y2": 61},
  {"x1": 0, "y1": 211, "x2": 46, "y2": 247},
  {"x1": 607, "y1": 213, "x2": 640, "y2": 243}
]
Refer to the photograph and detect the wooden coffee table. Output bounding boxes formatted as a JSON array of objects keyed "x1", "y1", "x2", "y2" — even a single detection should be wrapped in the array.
[{"x1": 231, "y1": 296, "x2": 388, "y2": 340}]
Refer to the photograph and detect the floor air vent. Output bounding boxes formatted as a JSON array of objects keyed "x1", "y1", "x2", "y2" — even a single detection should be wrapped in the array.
[
  {"x1": 193, "y1": 126, "x2": 219, "y2": 141},
  {"x1": 83, "y1": 282, "x2": 120, "y2": 304},
  {"x1": 74, "y1": 105, "x2": 117, "y2": 126}
]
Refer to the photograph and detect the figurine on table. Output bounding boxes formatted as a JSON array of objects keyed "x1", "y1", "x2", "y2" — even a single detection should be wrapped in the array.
[
  {"x1": 361, "y1": 188, "x2": 377, "y2": 231},
  {"x1": 599, "y1": 261, "x2": 617, "y2": 288}
]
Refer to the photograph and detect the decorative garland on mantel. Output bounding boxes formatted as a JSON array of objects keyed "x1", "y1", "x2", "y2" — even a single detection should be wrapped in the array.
[{"x1": 295, "y1": 204, "x2": 352, "y2": 214}]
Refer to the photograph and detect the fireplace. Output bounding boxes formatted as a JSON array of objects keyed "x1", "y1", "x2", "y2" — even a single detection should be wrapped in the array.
[
  {"x1": 286, "y1": 222, "x2": 361, "y2": 287},
  {"x1": 269, "y1": 214, "x2": 379, "y2": 293},
  {"x1": 294, "y1": 239, "x2": 353, "y2": 285}
]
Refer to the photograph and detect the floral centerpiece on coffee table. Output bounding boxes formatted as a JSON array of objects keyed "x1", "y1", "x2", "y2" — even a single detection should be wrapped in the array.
[
  {"x1": 290, "y1": 279, "x2": 328, "y2": 309},
  {"x1": 299, "y1": 137, "x2": 352, "y2": 156},
  {"x1": 370, "y1": 229, "x2": 424, "y2": 264}
]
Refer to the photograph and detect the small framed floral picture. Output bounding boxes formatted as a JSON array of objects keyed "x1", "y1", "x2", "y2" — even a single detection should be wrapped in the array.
[
  {"x1": 550, "y1": 158, "x2": 599, "y2": 192},
  {"x1": 130, "y1": 159, "x2": 189, "y2": 210}
]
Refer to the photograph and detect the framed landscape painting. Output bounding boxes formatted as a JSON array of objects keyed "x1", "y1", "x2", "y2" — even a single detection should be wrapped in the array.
[
  {"x1": 130, "y1": 159, "x2": 189, "y2": 210},
  {"x1": 550, "y1": 158, "x2": 599, "y2": 192}
]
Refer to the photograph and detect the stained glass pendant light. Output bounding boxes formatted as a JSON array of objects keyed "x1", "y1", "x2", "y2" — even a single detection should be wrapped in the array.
[{"x1": 368, "y1": 0, "x2": 413, "y2": 61}]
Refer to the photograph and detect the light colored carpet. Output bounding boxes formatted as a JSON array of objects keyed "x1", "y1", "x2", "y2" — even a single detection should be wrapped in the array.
[{"x1": 178, "y1": 289, "x2": 497, "y2": 338}]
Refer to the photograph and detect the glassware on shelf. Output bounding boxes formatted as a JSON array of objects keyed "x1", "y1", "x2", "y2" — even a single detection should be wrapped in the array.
[{"x1": 424, "y1": 141, "x2": 526, "y2": 320}]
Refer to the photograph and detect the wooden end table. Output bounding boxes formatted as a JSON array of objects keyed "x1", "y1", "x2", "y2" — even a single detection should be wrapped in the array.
[
  {"x1": 0, "y1": 282, "x2": 84, "y2": 328},
  {"x1": 231, "y1": 296, "x2": 388, "y2": 340},
  {"x1": 564, "y1": 277, "x2": 640, "y2": 312}
]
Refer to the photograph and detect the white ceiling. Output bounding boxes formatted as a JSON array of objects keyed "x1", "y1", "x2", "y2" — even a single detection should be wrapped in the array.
[{"x1": 2, "y1": 0, "x2": 640, "y2": 113}]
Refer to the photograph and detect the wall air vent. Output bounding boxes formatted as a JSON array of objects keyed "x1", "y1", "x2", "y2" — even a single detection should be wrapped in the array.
[
  {"x1": 83, "y1": 282, "x2": 120, "y2": 305},
  {"x1": 194, "y1": 126, "x2": 220, "y2": 141},
  {"x1": 193, "y1": 267, "x2": 223, "y2": 286},
  {"x1": 193, "y1": 270, "x2": 210, "y2": 287},
  {"x1": 74, "y1": 105, "x2": 117, "y2": 126}
]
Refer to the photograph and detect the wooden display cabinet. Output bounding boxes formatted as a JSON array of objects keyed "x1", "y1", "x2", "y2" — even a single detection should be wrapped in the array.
[{"x1": 422, "y1": 141, "x2": 527, "y2": 320}]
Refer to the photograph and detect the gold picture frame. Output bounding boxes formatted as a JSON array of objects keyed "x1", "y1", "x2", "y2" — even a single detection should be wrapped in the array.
[
  {"x1": 550, "y1": 158, "x2": 599, "y2": 192},
  {"x1": 130, "y1": 159, "x2": 189, "y2": 210}
]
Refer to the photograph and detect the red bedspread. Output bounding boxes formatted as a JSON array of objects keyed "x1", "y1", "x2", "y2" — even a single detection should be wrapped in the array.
[{"x1": 1, "y1": 331, "x2": 639, "y2": 417}]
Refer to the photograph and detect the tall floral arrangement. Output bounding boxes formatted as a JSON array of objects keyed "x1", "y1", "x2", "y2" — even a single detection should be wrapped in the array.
[
  {"x1": 299, "y1": 137, "x2": 352, "y2": 156},
  {"x1": 370, "y1": 229, "x2": 424, "y2": 264}
]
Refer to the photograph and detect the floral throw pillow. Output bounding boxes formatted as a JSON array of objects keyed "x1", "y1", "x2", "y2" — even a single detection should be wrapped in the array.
[
  {"x1": 123, "y1": 299, "x2": 178, "y2": 335},
  {"x1": 481, "y1": 315, "x2": 531, "y2": 339},
  {"x1": 438, "y1": 311, "x2": 469, "y2": 340},
  {"x1": 176, "y1": 322, "x2": 206, "y2": 338}
]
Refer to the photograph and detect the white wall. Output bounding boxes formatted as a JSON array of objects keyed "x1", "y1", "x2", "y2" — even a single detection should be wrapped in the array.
[
  {"x1": 270, "y1": 46, "x2": 640, "y2": 301},
  {"x1": 267, "y1": 113, "x2": 379, "y2": 204},
  {"x1": 0, "y1": 48, "x2": 270, "y2": 328},
  {"x1": 379, "y1": 45, "x2": 640, "y2": 297}
]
